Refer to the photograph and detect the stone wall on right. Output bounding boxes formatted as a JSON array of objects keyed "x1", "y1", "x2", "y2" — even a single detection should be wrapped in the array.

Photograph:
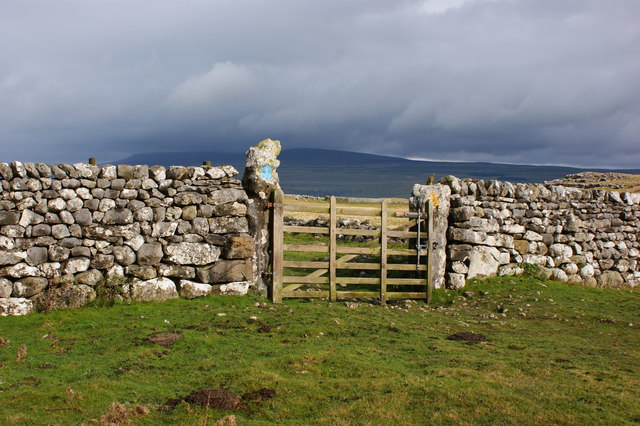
[{"x1": 440, "y1": 176, "x2": 640, "y2": 289}]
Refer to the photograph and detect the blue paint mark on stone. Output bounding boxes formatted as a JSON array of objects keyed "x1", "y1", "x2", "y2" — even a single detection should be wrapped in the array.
[{"x1": 259, "y1": 165, "x2": 274, "y2": 181}]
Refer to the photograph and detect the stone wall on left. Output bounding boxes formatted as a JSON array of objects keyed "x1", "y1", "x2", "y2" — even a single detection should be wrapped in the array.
[{"x1": 0, "y1": 161, "x2": 256, "y2": 316}]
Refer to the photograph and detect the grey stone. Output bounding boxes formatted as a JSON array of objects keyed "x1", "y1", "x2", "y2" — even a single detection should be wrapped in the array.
[
  {"x1": 64, "y1": 257, "x2": 90, "y2": 274},
  {"x1": 73, "y1": 209, "x2": 93, "y2": 226},
  {"x1": 179, "y1": 280, "x2": 212, "y2": 299},
  {"x1": 75, "y1": 269, "x2": 103, "y2": 286},
  {"x1": 447, "y1": 273, "x2": 466, "y2": 289},
  {"x1": 213, "y1": 281, "x2": 251, "y2": 296},
  {"x1": 113, "y1": 246, "x2": 137, "y2": 265},
  {"x1": 599, "y1": 271, "x2": 624, "y2": 288},
  {"x1": 32, "y1": 224, "x2": 51, "y2": 237},
  {"x1": 0, "y1": 211, "x2": 20, "y2": 225},
  {"x1": 174, "y1": 192, "x2": 203, "y2": 206},
  {"x1": 26, "y1": 246, "x2": 48, "y2": 266},
  {"x1": 223, "y1": 235, "x2": 254, "y2": 259},
  {"x1": 49, "y1": 246, "x2": 71, "y2": 262},
  {"x1": 2, "y1": 262, "x2": 42, "y2": 278},
  {"x1": 196, "y1": 260, "x2": 252, "y2": 283},
  {"x1": 1, "y1": 225, "x2": 25, "y2": 238},
  {"x1": 151, "y1": 222, "x2": 178, "y2": 237},
  {"x1": 0, "y1": 298, "x2": 34, "y2": 316},
  {"x1": 12, "y1": 276, "x2": 48, "y2": 297},
  {"x1": 130, "y1": 278, "x2": 178, "y2": 302},
  {"x1": 126, "y1": 265, "x2": 157, "y2": 280},
  {"x1": 136, "y1": 243, "x2": 163, "y2": 265},
  {"x1": 467, "y1": 246, "x2": 501, "y2": 279},
  {"x1": 90, "y1": 254, "x2": 115, "y2": 269},
  {"x1": 157, "y1": 264, "x2": 196, "y2": 279},
  {"x1": 0, "y1": 251, "x2": 26, "y2": 266},
  {"x1": 71, "y1": 246, "x2": 91, "y2": 257},
  {"x1": 208, "y1": 188, "x2": 248, "y2": 205},
  {"x1": 166, "y1": 242, "x2": 221, "y2": 265},
  {"x1": 208, "y1": 217, "x2": 249, "y2": 234},
  {"x1": 103, "y1": 209, "x2": 133, "y2": 225},
  {"x1": 0, "y1": 277, "x2": 13, "y2": 298}
]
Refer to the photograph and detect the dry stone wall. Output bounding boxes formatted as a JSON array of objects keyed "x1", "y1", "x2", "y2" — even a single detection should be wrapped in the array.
[
  {"x1": 0, "y1": 161, "x2": 257, "y2": 316},
  {"x1": 440, "y1": 176, "x2": 640, "y2": 289}
]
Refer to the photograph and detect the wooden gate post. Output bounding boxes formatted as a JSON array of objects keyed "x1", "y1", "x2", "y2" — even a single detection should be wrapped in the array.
[
  {"x1": 271, "y1": 188, "x2": 284, "y2": 303},
  {"x1": 329, "y1": 196, "x2": 337, "y2": 302},
  {"x1": 427, "y1": 199, "x2": 434, "y2": 304},
  {"x1": 380, "y1": 200, "x2": 388, "y2": 303}
]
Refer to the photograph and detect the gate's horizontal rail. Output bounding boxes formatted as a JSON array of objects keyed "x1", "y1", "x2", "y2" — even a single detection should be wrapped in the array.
[
  {"x1": 283, "y1": 244, "x2": 419, "y2": 256},
  {"x1": 280, "y1": 291, "x2": 428, "y2": 300},
  {"x1": 281, "y1": 277, "x2": 430, "y2": 286},
  {"x1": 283, "y1": 226, "x2": 428, "y2": 239},
  {"x1": 284, "y1": 204, "x2": 383, "y2": 217},
  {"x1": 282, "y1": 260, "x2": 427, "y2": 271}
]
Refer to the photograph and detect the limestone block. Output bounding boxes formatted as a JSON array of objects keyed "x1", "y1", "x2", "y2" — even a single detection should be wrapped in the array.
[
  {"x1": 149, "y1": 165, "x2": 166, "y2": 181},
  {"x1": 133, "y1": 207, "x2": 154, "y2": 222},
  {"x1": 12, "y1": 276, "x2": 48, "y2": 297},
  {"x1": 71, "y1": 246, "x2": 91, "y2": 257},
  {"x1": 19, "y1": 210, "x2": 44, "y2": 227},
  {"x1": 126, "y1": 265, "x2": 157, "y2": 280},
  {"x1": 152, "y1": 222, "x2": 178, "y2": 237},
  {"x1": 136, "y1": 243, "x2": 164, "y2": 265},
  {"x1": 206, "y1": 167, "x2": 225, "y2": 179},
  {"x1": 48, "y1": 245, "x2": 70, "y2": 262},
  {"x1": 158, "y1": 264, "x2": 196, "y2": 279},
  {"x1": 174, "y1": 192, "x2": 204, "y2": 206},
  {"x1": 90, "y1": 254, "x2": 115, "y2": 269},
  {"x1": 208, "y1": 189, "x2": 248, "y2": 205},
  {"x1": 0, "y1": 251, "x2": 26, "y2": 266},
  {"x1": 550, "y1": 268, "x2": 568, "y2": 282},
  {"x1": 76, "y1": 269, "x2": 104, "y2": 286},
  {"x1": 2, "y1": 225, "x2": 25, "y2": 238},
  {"x1": 447, "y1": 273, "x2": 466, "y2": 290},
  {"x1": 208, "y1": 217, "x2": 249, "y2": 234},
  {"x1": 0, "y1": 298, "x2": 34, "y2": 316},
  {"x1": 523, "y1": 230, "x2": 543, "y2": 241},
  {"x1": 32, "y1": 224, "x2": 52, "y2": 237},
  {"x1": 212, "y1": 202, "x2": 247, "y2": 216},
  {"x1": 196, "y1": 260, "x2": 252, "y2": 283},
  {"x1": 498, "y1": 264, "x2": 525, "y2": 277},
  {"x1": 451, "y1": 261, "x2": 468, "y2": 274},
  {"x1": 0, "y1": 211, "x2": 20, "y2": 225},
  {"x1": 513, "y1": 240, "x2": 529, "y2": 255},
  {"x1": 598, "y1": 271, "x2": 624, "y2": 288},
  {"x1": 549, "y1": 243, "x2": 572, "y2": 257},
  {"x1": 130, "y1": 278, "x2": 178, "y2": 302},
  {"x1": 577, "y1": 263, "x2": 595, "y2": 278},
  {"x1": 467, "y1": 246, "x2": 501, "y2": 279},
  {"x1": 103, "y1": 208, "x2": 133, "y2": 225},
  {"x1": 52, "y1": 224, "x2": 71, "y2": 239},
  {"x1": 223, "y1": 235, "x2": 254, "y2": 259},
  {"x1": 0, "y1": 278, "x2": 13, "y2": 298},
  {"x1": 113, "y1": 245, "x2": 137, "y2": 265},
  {"x1": 561, "y1": 262, "x2": 579, "y2": 275},
  {"x1": 124, "y1": 235, "x2": 145, "y2": 251},
  {"x1": 2, "y1": 262, "x2": 42, "y2": 278},
  {"x1": 181, "y1": 205, "x2": 197, "y2": 221},
  {"x1": 166, "y1": 242, "x2": 221, "y2": 265},
  {"x1": 0, "y1": 236, "x2": 15, "y2": 250},
  {"x1": 26, "y1": 246, "x2": 48, "y2": 266},
  {"x1": 64, "y1": 257, "x2": 90, "y2": 274},
  {"x1": 179, "y1": 280, "x2": 212, "y2": 299}
]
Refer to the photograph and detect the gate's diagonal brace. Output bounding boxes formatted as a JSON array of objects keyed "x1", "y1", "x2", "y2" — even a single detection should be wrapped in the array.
[{"x1": 283, "y1": 254, "x2": 358, "y2": 292}]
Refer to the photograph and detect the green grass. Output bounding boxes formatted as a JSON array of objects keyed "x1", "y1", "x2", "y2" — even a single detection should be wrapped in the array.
[{"x1": 1, "y1": 277, "x2": 639, "y2": 425}]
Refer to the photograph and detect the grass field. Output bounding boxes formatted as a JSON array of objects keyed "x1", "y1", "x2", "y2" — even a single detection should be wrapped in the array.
[{"x1": 1, "y1": 276, "x2": 639, "y2": 425}]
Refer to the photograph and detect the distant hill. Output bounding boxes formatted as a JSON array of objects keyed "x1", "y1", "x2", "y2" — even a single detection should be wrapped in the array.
[{"x1": 114, "y1": 148, "x2": 640, "y2": 198}]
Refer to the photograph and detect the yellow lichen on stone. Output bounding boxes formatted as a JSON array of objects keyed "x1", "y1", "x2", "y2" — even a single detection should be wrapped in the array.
[
  {"x1": 257, "y1": 138, "x2": 281, "y2": 156},
  {"x1": 429, "y1": 193, "x2": 440, "y2": 207}
]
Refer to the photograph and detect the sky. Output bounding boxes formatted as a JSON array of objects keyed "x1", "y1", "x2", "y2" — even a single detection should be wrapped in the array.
[{"x1": 1, "y1": 0, "x2": 639, "y2": 168}]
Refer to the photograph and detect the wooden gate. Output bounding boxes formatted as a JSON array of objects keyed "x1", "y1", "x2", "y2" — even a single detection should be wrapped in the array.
[{"x1": 271, "y1": 188, "x2": 434, "y2": 303}]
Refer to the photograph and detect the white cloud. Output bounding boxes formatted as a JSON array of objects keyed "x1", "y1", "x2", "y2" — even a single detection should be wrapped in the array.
[{"x1": 168, "y1": 61, "x2": 258, "y2": 110}]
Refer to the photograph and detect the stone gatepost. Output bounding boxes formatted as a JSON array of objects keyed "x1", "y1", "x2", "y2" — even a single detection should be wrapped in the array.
[
  {"x1": 242, "y1": 139, "x2": 281, "y2": 295},
  {"x1": 410, "y1": 184, "x2": 451, "y2": 289}
]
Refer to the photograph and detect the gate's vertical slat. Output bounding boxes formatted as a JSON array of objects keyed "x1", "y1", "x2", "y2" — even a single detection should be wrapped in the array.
[
  {"x1": 426, "y1": 198, "x2": 434, "y2": 304},
  {"x1": 272, "y1": 188, "x2": 284, "y2": 303},
  {"x1": 380, "y1": 200, "x2": 388, "y2": 303},
  {"x1": 329, "y1": 196, "x2": 337, "y2": 302}
]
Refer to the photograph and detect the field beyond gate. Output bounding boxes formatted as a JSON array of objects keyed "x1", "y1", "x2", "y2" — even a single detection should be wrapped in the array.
[{"x1": 271, "y1": 189, "x2": 434, "y2": 303}]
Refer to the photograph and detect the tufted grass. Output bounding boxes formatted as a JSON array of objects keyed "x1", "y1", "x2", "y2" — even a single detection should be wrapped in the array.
[{"x1": 0, "y1": 277, "x2": 639, "y2": 425}]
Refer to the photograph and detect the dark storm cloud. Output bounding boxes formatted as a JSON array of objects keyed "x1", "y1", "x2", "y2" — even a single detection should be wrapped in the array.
[{"x1": 1, "y1": 0, "x2": 638, "y2": 167}]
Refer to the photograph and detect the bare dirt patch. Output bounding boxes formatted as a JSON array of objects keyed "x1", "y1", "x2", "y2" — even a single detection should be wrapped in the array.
[
  {"x1": 447, "y1": 332, "x2": 488, "y2": 345},
  {"x1": 185, "y1": 388, "x2": 242, "y2": 410},
  {"x1": 145, "y1": 333, "x2": 183, "y2": 347}
]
